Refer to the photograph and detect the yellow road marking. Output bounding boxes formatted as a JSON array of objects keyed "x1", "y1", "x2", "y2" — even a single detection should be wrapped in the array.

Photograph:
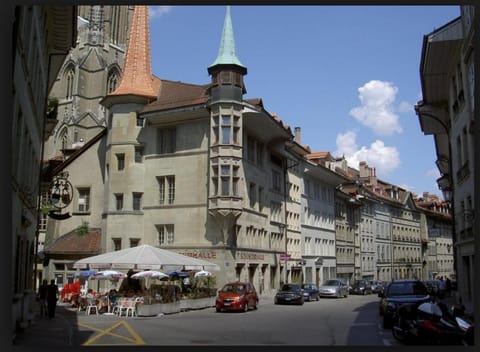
[{"x1": 79, "y1": 321, "x2": 145, "y2": 345}]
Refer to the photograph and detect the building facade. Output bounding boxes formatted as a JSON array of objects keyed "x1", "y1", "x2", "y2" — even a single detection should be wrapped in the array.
[
  {"x1": 11, "y1": 5, "x2": 76, "y2": 337},
  {"x1": 415, "y1": 5, "x2": 475, "y2": 312}
]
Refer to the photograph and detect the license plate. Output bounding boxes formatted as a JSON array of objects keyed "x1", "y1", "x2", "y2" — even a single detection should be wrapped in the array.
[
  {"x1": 223, "y1": 302, "x2": 231, "y2": 306},
  {"x1": 285, "y1": 298, "x2": 292, "y2": 301}
]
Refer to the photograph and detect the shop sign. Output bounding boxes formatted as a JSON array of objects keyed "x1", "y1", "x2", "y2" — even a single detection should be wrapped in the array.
[{"x1": 178, "y1": 250, "x2": 217, "y2": 260}]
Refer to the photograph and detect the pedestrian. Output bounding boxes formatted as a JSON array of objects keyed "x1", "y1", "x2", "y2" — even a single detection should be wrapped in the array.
[
  {"x1": 37, "y1": 279, "x2": 48, "y2": 317},
  {"x1": 445, "y1": 277, "x2": 452, "y2": 297},
  {"x1": 46, "y1": 279, "x2": 59, "y2": 319}
]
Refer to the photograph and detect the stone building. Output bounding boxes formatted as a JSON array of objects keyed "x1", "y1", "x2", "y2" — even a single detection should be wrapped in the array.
[
  {"x1": 415, "y1": 193, "x2": 454, "y2": 280},
  {"x1": 11, "y1": 4, "x2": 76, "y2": 338},
  {"x1": 39, "y1": 5, "x2": 133, "y2": 285},
  {"x1": 415, "y1": 5, "x2": 475, "y2": 312}
]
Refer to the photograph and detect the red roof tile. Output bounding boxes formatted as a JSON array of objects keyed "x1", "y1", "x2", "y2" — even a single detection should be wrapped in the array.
[
  {"x1": 44, "y1": 228, "x2": 102, "y2": 255},
  {"x1": 108, "y1": 6, "x2": 157, "y2": 100}
]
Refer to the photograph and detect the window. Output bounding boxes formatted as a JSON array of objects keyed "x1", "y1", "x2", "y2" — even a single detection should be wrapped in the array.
[
  {"x1": 221, "y1": 165, "x2": 230, "y2": 195},
  {"x1": 134, "y1": 147, "x2": 143, "y2": 163},
  {"x1": 221, "y1": 115, "x2": 231, "y2": 144},
  {"x1": 272, "y1": 170, "x2": 282, "y2": 192},
  {"x1": 132, "y1": 192, "x2": 142, "y2": 210},
  {"x1": 157, "y1": 176, "x2": 175, "y2": 205},
  {"x1": 258, "y1": 187, "x2": 264, "y2": 212},
  {"x1": 157, "y1": 224, "x2": 174, "y2": 245},
  {"x1": 249, "y1": 183, "x2": 256, "y2": 208},
  {"x1": 157, "y1": 128, "x2": 176, "y2": 154},
  {"x1": 136, "y1": 115, "x2": 144, "y2": 127},
  {"x1": 112, "y1": 238, "x2": 122, "y2": 251},
  {"x1": 115, "y1": 193, "x2": 123, "y2": 210},
  {"x1": 130, "y1": 238, "x2": 140, "y2": 248},
  {"x1": 107, "y1": 70, "x2": 119, "y2": 94},
  {"x1": 65, "y1": 67, "x2": 74, "y2": 100},
  {"x1": 77, "y1": 188, "x2": 90, "y2": 212},
  {"x1": 116, "y1": 153, "x2": 125, "y2": 171}
]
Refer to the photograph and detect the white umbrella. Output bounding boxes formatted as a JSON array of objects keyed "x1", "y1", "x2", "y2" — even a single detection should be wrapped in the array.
[
  {"x1": 194, "y1": 270, "x2": 212, "y2": 277},
  {"x1": 73, "y1": 244, "x2": 220, "y2": 271},
  {"x1": 131, "y1": 270, "x2": 168, "y2": 280},
  {"x1": 91, "y1": 270, "x2": 126, "y2": 280}
]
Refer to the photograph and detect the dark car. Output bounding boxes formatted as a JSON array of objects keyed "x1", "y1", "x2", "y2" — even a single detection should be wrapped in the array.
[
  {"x1": 378, "y1": 279, "x2": 431, "y2": 328},
  {"x1": 349, "y1": 280, "x2": 372, "y2": 295},
  {"x1": 215, "y1": 282, "x2": 258, "y2": 312},
  {"x1": 274, "y1": 284, "x2": 304, "y2": 305},
  {"x1": 369, "y1": 280, "x2": 382, "y2": 293},
  {"x1": 301, "y1": 283, "x2": 319, "y2": 301}
]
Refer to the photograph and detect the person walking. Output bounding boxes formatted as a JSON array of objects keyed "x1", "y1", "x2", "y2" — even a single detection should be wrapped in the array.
[
  {"x1": 46, "y1": 279, "x2": 59, "y2": 319},
  {"x1": 37, "y1": 279, "x2": 48, "y2": 317}
]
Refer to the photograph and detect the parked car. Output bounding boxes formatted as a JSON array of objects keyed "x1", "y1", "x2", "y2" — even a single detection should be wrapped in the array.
[
  {"x1": 369, "y1": 280, "x2": 382, "y2": 293},
  {"x1": 349, "y1": 280, "x2": 372, "y2": 295},
  {"x1": 274, "y1": 284, "x2": 304, "y2": 305},
  {"x1": 215, "y1": 282, "x2": 258, "y2": 312},
  {"x1": 378, "y1": 279, "x2": 431, "y2": 328},
  {"x1": 301, "y1": 283, "x2": 319, "y2": 301},
  {"x1": 318, "y1": 279, "x2": 349, "y2": 298}
]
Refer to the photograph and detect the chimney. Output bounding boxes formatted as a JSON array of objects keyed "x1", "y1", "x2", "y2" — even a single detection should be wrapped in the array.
[{"x1": 294, "y1": 127, "x2": 301, "y2": 144}]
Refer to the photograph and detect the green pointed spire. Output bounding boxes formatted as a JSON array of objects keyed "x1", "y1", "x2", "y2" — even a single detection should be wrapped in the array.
[{"x1": 209, "y1": 6, "x2": 245, "y2": 69}]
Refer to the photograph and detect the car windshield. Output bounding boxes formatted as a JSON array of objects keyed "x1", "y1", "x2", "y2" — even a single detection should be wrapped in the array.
[
  {"x1": 301, "y1": 284, "x2": 312, "y2": 289},
  {"x1": 222, "y1": 284, "x2": 245, "y2": 293},
  {"x1": 282, "y1": 284, "x2": 300, "y2": 292},
  {"x1": 387, "y1": 282, "x2": 427, "y2": 296},
  {"x1": 323, "y1": 280, "x2": 339, "y2": 286}
]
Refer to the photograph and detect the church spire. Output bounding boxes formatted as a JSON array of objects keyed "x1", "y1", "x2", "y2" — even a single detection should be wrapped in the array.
[
  {"x1": 104, "y1": 5, "x2": 157, "y2": 106},
  {"x1": 208, "y1": 6, "x2": 246, "y2": 72}
]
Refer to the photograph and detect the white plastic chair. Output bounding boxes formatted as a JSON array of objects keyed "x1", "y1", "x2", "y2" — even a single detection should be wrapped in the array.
[{"x1": 86, "y1": 297, "x2": 99, "y2": 315}]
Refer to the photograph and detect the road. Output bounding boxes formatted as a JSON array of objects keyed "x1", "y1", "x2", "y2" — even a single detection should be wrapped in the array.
[{"x1": 64, "y1": 293, "x2": 400, "y2": 346}]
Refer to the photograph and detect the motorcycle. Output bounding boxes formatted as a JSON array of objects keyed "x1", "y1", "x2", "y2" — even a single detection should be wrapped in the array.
[{"x1": 391, "y1": 300, "x2": 474, "y2": 345}]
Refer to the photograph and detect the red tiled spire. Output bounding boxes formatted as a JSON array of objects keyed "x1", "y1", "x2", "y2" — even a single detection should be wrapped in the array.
[{"x1": 108, "y1": 5, "x2": 157, "y2": 100}]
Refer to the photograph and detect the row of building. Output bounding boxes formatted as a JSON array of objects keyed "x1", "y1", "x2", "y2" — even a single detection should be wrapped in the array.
[{"x1": 11, "y1": 5, "x2": 474, "y2": 339}]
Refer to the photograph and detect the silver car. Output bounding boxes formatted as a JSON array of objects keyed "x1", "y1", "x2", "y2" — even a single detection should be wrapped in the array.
[{"x1": 318, "y1": 279, "x2": 349, "y2": 298}]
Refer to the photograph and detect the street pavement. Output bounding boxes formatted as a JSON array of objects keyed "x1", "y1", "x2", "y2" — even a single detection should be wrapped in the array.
[{"x1": 11, "y1": 292, "x2": 468, "y2": 349}]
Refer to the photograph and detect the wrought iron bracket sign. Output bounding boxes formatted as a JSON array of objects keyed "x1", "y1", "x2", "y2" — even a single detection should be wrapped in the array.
[{"x1": 47, "y1": 171, "x2": 73, "y2": 219}]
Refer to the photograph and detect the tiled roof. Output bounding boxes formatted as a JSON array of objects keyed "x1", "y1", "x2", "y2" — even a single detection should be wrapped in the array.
[
  {"x1": 107, "y1": 5, "x2": 157, "y2": 100},
  {"x1": 44, "y1": 228, "x2": 102, "y2": 255},
  {"x1": 142, "y1": 80, "x2": 210, "y2": 113}
]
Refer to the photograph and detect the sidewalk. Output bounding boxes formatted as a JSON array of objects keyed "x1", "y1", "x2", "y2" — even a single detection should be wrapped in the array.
[{"x1": 12, "y1": 302, "x2": 79, "y2": 350}]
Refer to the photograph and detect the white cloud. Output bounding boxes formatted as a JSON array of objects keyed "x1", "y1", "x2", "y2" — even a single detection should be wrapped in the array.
[
  {"x1": 397, "y1": 101, "x2": 413, "y2": 113},
  {"x1": 334, "y1": 130, "x2": 400, "y2": 176},
  {"x1": 149, "y1": 6, "x2": 173, "y2": 19},
  {"x1": 349, "y1": 80, "x2": 403, "y2": 136}
]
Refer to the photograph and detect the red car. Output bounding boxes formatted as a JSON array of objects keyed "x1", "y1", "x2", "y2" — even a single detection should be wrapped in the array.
[{"x1": 215, "y1": 282, "x2": 259, "y2": 312}]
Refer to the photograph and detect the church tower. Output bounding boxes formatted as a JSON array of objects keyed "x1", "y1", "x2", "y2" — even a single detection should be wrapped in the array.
[
  {"x1": 44, "y1": 5, "x2": 134, "y2": 160},
  {"x1": 207, "y1": 6, "x2": 247, "y2": 246}
]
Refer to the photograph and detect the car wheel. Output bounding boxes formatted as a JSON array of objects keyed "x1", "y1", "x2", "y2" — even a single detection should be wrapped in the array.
[
  {"x1": 253, "y1": 299, "x2": 258, "y2": 310},
  {"x1": 216, "y1": 307, "x2": 221, "y2": 313},
  {"x1": 244, "y1": 302, "x2": 249, "y2": 312}
]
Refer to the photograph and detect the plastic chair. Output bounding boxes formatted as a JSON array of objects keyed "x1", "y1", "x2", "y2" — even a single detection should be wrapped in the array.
[{"x1": 86, "y1": 297, "x2": 99, "y2": 315}]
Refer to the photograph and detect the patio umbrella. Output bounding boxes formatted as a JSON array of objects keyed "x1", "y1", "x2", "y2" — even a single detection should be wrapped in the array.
[
  {"x1": 194, "y1": 270, "x2": 212, "y2": 277},
  {"x1": 73, "y1": 244, "x2": 220, "y2": 271},
  {"x1": 74, "y1": 270, "x2": 97, "y2": 278},
  {"x1": 167, "y1": 270, "x2": 189, "y2": 278},
  {"x1": 91, "y1": 270, "x2": 126, "y2": 281},
  {"x1": 131, "y1": 270, "x2": 168, "y2": 280}
]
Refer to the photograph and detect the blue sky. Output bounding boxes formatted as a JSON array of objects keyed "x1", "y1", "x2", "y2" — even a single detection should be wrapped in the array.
[{"x1": 148, "y1": 5, "x2": 460, "y2": 198}]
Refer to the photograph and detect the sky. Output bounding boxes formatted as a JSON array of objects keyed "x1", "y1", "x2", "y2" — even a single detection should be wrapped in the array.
[{"x1": 147, "y1": 5, "x2": 461, "y2": 199}]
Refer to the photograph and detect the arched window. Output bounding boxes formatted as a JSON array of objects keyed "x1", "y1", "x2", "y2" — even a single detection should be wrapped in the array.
[
  {"x1": 107, "y1": 69, "x2": 120, "y2": 94},
  {"x1": 58, "y1": 127, "x2": 68, "y2": 151},
  {"x1": 65, "y1": 66, "x2": 75, "y2": 100}
]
